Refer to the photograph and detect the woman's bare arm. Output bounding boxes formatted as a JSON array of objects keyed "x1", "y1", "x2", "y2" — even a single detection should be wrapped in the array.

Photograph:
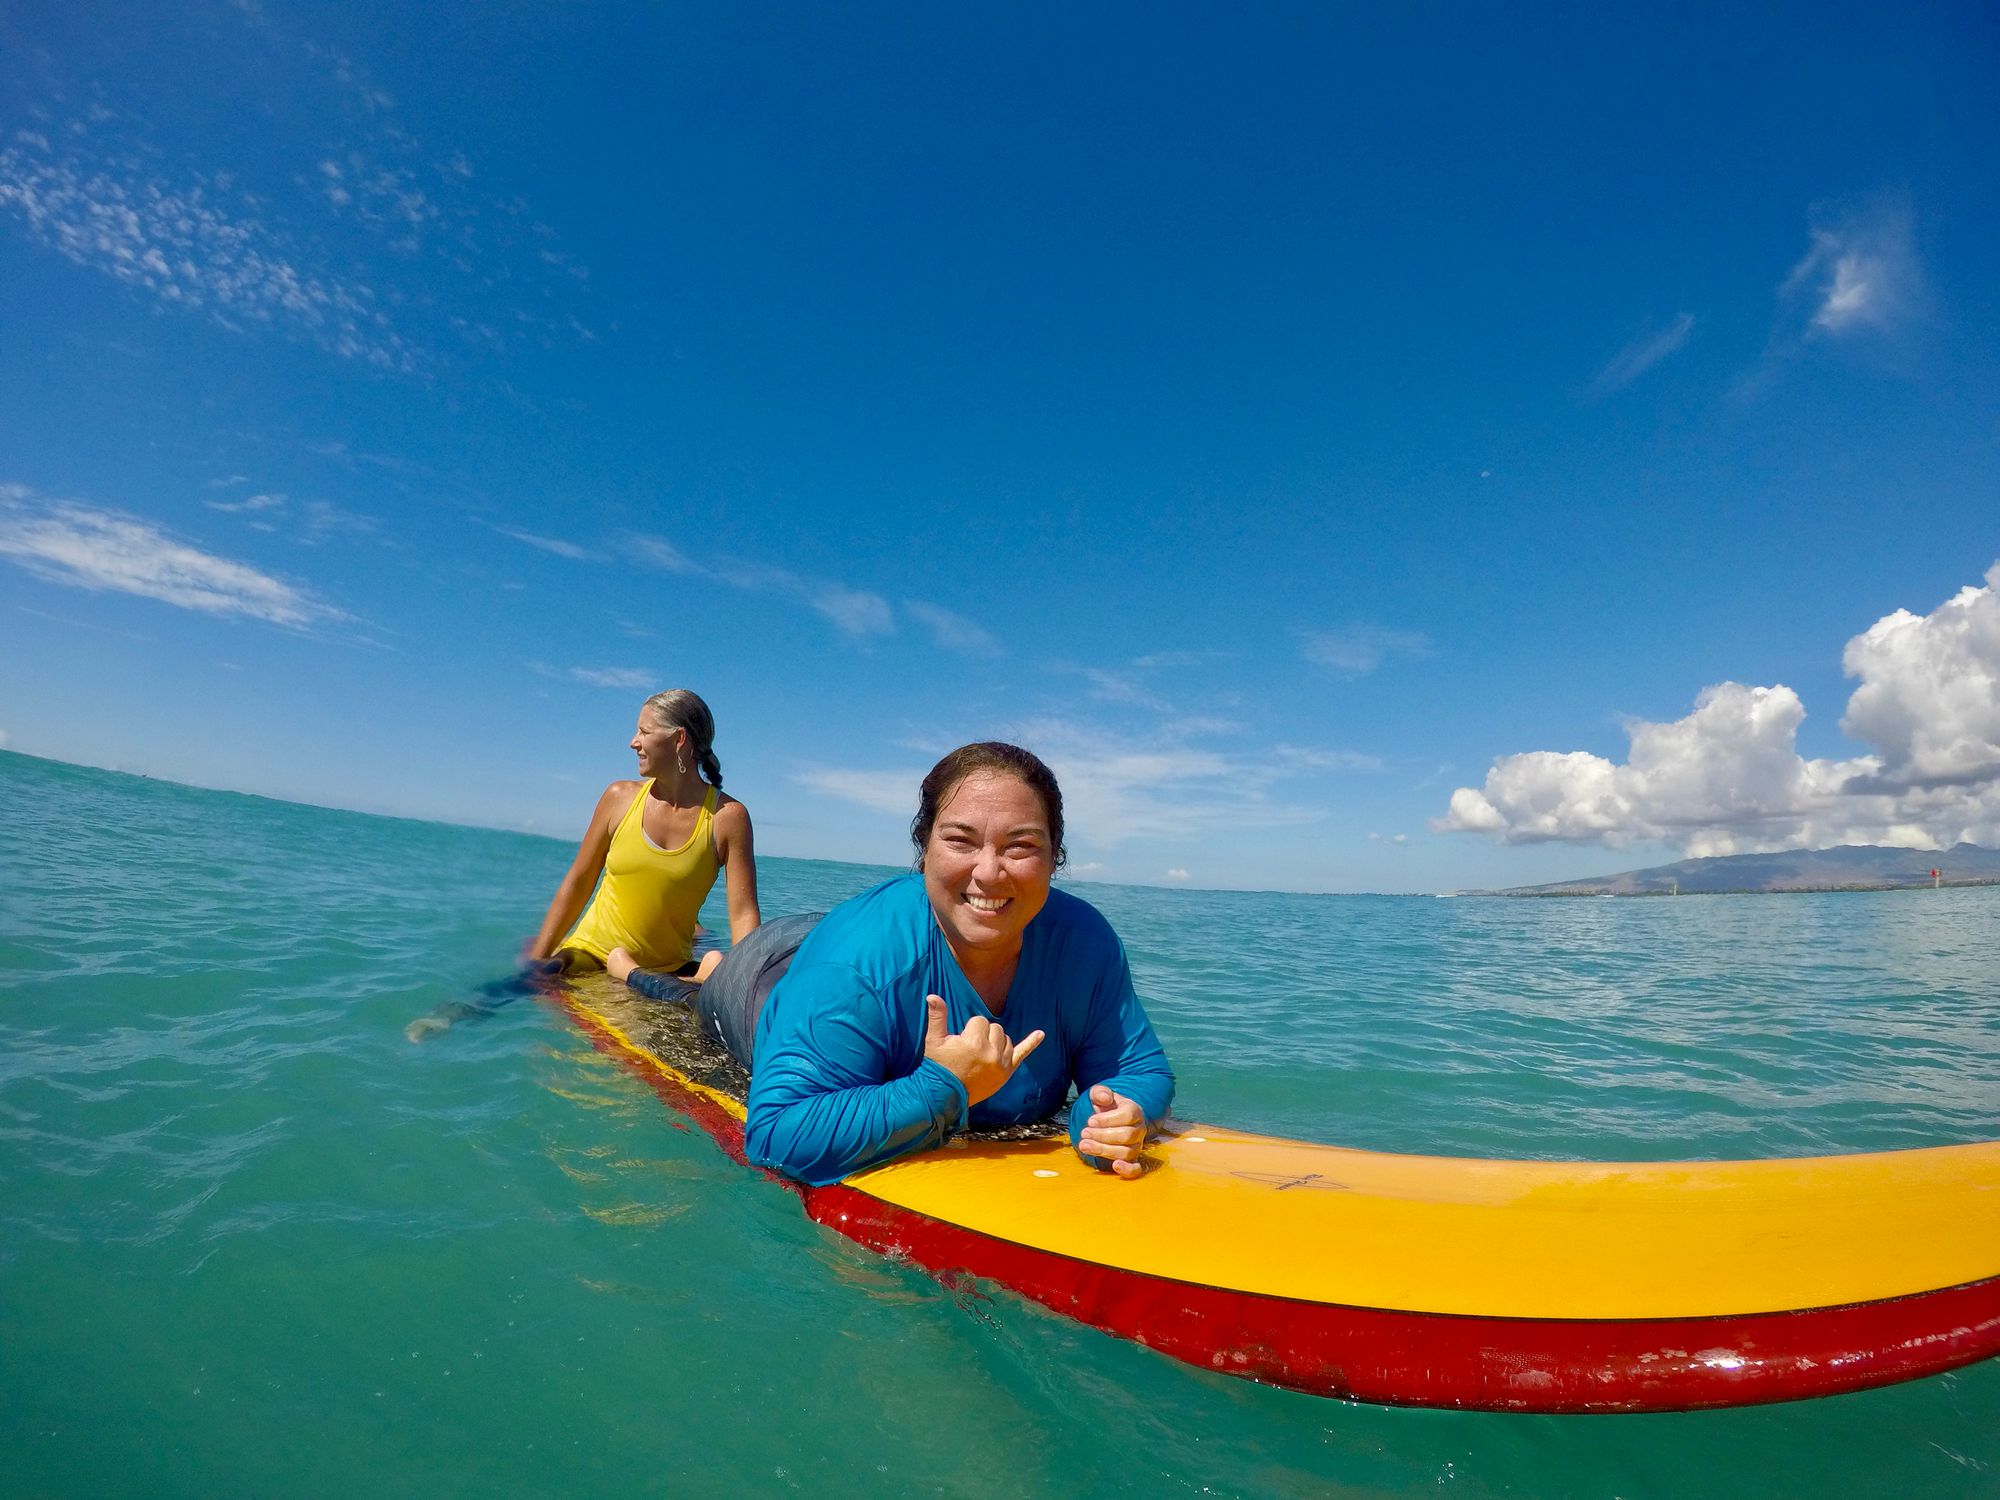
[
  {"x1": 713, "y1": 798, "x2": 761, "y2": 943},
  {"x1": 524, "y1": 781, "x2": 636, "y2": 959}
]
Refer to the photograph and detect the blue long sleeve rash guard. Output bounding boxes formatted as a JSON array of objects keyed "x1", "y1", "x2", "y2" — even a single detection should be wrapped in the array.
[{"x1": 744, "y1": 874, "x2": 1174, "y2": 1187}]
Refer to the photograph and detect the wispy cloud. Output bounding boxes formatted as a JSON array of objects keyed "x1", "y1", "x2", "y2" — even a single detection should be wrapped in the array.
[
  {"x1": 805, "y1": 581, "x2": 895, "y2": 637},
  {"x1": 1060, "y1": 648, "x2": 1231, "y2": 712},
  {"x1": 568, "y1": 666, "x2": 656, "y2": 691},
  {"x1": 800, "y1": 716, "x2": 1332, "y2": 853},
  {"x1": 0, "y1": 130, "x2": 416, "y2": 370},
  {"x1": 637, "y1": 535, "x2": 895, "y2": 640},
  {"x1": 0, "y1": 486, "x2": 341, "y2": 628},
  {"x1": 1300, "y1": 624, "x2": 1431, "y2": 677},
  {"x1": 1781, "y1": 200, "x2": 1923, "y2": 338},
  {"x1": 1072, "y1": 665, "x2": 1171, "y2": 711},
  {"x1": 496, "y1": 525, "x2": 593, "y2": 561},
  {"x1": 633, "y1": 535, "x2": 698, "y2": 574},
  {"x1": 1276, "y1": 744, "x2": 1385, "y2": 773},
  {"x1": 905, "y1": 600, "x2": 1001, "y2": 657},
  {"x1": 205, "y1": 492, "x2": 287, "y2": 514},
  {"x1": 3, "y1": 8, "x2": 597, "y2": 373},
  {"x1": 1587, "y1": 312, "x2": 1695, "y2": 397},
  {"x1": 792, "y1": 766, "x2": 926, "y2": 817}
]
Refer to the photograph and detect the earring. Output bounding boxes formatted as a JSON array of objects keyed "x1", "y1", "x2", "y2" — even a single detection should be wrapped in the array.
[{"x1": 677, "y1": 747, "x2": 688, "y2": 775}]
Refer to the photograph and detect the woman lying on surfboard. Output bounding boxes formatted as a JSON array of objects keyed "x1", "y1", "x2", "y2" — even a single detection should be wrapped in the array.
[{"x1": 622, "y1": 742, "x2": 1174, "y2": 1181}]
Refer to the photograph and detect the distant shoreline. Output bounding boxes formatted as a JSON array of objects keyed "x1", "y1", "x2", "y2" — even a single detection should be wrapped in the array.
[{"x1": 1496, "y1": 880, "x2": 2000, "y2": 898}]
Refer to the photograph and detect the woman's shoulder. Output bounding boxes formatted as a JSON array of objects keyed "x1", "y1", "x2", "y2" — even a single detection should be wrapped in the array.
[
  {"x1": 1041, "y1": 883, "x2": 1116, "y2": 940},
  {"x1": 796, "y1": 874, "x2": 930, "y2": 974},
  {"x1": 595, "y1": 778, "x2": 645, "y2": 813},
  {"x1": 712, "y1": 790, "x2": 751, "y2": 824}
]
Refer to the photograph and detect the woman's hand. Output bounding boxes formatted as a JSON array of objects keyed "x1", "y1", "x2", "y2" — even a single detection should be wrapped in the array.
[
  {"x1": 605, "y1": 947, "x2": 637, "y2": 984},
  {"x1": 1077, "y1": 1084, "x2": 1148, "y2": 1178},
  {"x1": 920, "y1": 994, "x2": 1044, "y2": 1106}
]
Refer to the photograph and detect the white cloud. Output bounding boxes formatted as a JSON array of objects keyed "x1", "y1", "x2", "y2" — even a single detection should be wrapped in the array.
[
  {"x1": 793, "y1": 766, "x2": 924, "y2": 817},
  {"x1": 1164, "y1": 867, "x2": 1190, "y2": 882},
  {"x1": 569, "y1": 667, "x2": 655, "y2": 691},
  {"x1": 905, "y1": 600, "x2": 1001, "y2": 657},
  {"x1": 633, "y1": 535, "x2": 698, "y2": 574},
  {"x1": 1073, "y1": 665, "x2": 1171, "y2": 711},
  {"x1": 1276, "y1": 744, "x2": 1384, "y2": 773},
  {"x1": 0, "y1": 136, "x2": 413, "y2": 370},
  {"x1": 796, "y1": 715, "x2": 1333, "y2": 854},
  {"x1": 297, "y1": 499, "x2": 376, "y2": 544},
  {"x1": 0, "y1": 490, "x2": 340, "y2": 628},
  {"x1": 647, "y1": 544, "x2": 894, "y2": 640},
  {"x1": 1438, "y1": 564, "x2": 2000, "y2": 854},
  {"x1": 1301, "y1": 624, "x2": 1430, "y2": 677},
  {"x1": 1840, "y1": 561, "x2": 2000, "y2": 788},
  {"x1": 1587, "y1": 313, "x2": 1695, "y2": 396},
  {"x1": 1781, "y1": 202, "x2": 1922, "y2": 338},
  {"x1": 497, "y1": 525, "x2": 592, "y2": 561},
  {"x1": 807, "y1": 582, "x2": 894, "y2": 637},
  {"x1": 1367, "y1": 832, "x2": 1410, "y2": 845},
  {"x1": 205, "y1": 492, "x2": 286, "y2": 514}
]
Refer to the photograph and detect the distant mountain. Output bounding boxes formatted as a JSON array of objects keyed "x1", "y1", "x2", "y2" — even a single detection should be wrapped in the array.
[{"x1": 1503, "y1": 843, "x2": 2000, "y2": 896}]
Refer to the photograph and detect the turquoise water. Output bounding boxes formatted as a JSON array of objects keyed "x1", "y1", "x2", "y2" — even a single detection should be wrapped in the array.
[{"x1": 3, "y1": 749, "x2": 1997, "y2": 1499}]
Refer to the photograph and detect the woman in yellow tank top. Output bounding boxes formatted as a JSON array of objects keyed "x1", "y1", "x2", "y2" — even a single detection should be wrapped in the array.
[{"x1": 526, "y1": 689, "x2": 760, "y2": 984}]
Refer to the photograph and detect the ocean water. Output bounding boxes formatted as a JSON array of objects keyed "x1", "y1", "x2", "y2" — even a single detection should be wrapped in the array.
[{"x1": 2, "y1": 749, "x2": 1997, "y2": 1499}]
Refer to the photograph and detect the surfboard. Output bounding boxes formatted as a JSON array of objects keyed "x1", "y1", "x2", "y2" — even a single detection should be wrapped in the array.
[{"x1": 551, "y1": 983, "x2": 2000, "y2": 1413}]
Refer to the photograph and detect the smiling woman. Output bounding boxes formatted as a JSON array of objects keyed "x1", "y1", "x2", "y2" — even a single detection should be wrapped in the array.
[{"x1": 743, "y1": 741, "x2": 1175, "y2": 1186}]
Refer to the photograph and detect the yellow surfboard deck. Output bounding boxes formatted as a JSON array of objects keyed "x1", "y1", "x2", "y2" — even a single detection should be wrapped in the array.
[{"x1": 848, "y1": 1125, "x2": 2000, "y2": 1319}]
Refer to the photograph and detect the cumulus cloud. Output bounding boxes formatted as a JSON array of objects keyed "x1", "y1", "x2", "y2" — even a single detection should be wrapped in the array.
[
  {"x1": 1438, "y1": 564, "x2": 2000, "y2": 854},
  {"x1": 1781, "y1": 201, "x2": 1922, "y2": 338},
  {"x1": 0, "y1": 488, "x2": 340, "y2": 628},
  {"x1": 1301, "y1": 624, "x2": 1430, "y2": 677},
  {"x1": 1840, "y1": 561, "x2": 2000, "y2": 789},
  {"x1": 1587, "y1": 313, "x2": 1695, "y2": 397}
]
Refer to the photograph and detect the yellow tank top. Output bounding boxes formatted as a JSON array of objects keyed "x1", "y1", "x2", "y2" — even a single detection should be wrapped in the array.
[{"x1": 560, "y1": 781, "x2": 720, "y2": 970}]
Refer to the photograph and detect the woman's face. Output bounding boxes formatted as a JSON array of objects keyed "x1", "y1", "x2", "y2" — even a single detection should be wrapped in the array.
[
  {"x1": 630, "y1": 712, "x2": 683, "y2": 779},
  {"x1": 922, "y1": 771, "x2": 1056, "y2": 963}
]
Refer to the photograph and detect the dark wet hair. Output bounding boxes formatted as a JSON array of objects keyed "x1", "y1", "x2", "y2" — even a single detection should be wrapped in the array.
[
  {"x1": 642, "y1": 689, "x2": 723, "y2": 788},
  {"x1": 911, "y1": 742, "x2": 1066, "y2": 871}
]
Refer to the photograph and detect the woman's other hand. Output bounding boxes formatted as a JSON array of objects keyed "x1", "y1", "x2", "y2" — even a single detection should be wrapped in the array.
[
  {"x1": 920, "y1": 994, "x2": 1043, "y2": 1106},
  {"x1": 1078, "y1": 1084, "x2": 1148, "y2": 1178},
  {"x1": 605, "y1": 947, "x2": 637, "y2": 983}
]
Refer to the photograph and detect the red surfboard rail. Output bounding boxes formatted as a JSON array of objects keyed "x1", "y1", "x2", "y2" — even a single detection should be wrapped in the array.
[{"x1": 549, "y1": 987, "x2": 2000, "y2": 1413}]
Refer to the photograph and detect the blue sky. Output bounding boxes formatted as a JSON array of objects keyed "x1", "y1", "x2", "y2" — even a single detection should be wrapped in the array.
[{"x1": 3, "y1": 1, "x2": 1997, "y2": 893}]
